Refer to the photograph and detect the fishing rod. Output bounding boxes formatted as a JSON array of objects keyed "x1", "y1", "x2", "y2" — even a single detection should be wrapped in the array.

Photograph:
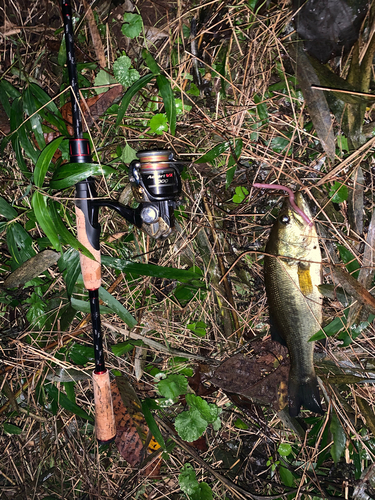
[{"x1": 61, "y1": 0, "x2": 182, "y2": 443}]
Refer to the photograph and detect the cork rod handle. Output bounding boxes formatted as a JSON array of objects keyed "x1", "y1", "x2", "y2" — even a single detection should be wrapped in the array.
[
  {"x1": 75, "y1": 205, "x2": 101, "y2": 290},
  {"x1": 92, "y1": 370, "x2": 116, "y2": 443}
]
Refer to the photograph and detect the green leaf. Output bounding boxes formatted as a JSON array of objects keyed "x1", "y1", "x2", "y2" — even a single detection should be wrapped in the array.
[
  {"x1": 309, "y1": 316, "x2": 347, "y2": 342},
  {"x1": 270, "y1": 136, "x2": 290, "y2": 153},
  {"x1": 175, "y1": 408, "x2": 208, "y2": 442},
  {"x1": 191, "y1": 482, "x2": 213, "y2": 500},
  {"x1": 186, "y1": 321, "x2": 207, "y2": 337},
  {"x1": 187, "y1": 83, "x2": 200, "y2": 97},
  {"x1": 70, "y1": 297, "x2": 112, "y2": 315},
  {"x1": 10, "y1": 97, "x2": 39, "y2": 164},
  {"x1": 196, "y1": 142, "x2": 230, "y2": 164},
  {"x1": 121, "y1": 143, "x2": 138, "y2": 163},
  {"x1": 49, "y1": 201, "x2": 94, "y2": 260},
  {"x1": 142, "y1": 49, "x2": 161, "y2": 75},
  {"x1": 58, "y1": 249, "x2": 81, "y2": 297},
  {"x1": 329, "y1": 181, "x2": 348, "y2": 204},
  {"x1": 233, "y1": 186, "x2": 249, "y2": 204},
  {"x1": 25, "y1": 291, "x2": 48, "y2": 328},
  {"x1": 32, "y1": 192, "x2": 61, "y2": 251},
  {"x1": 330, "y1": 413, "x2": 346, "y2": 463},
  {"x1": 101, "y1": 256, "x2": 202, "y2": 282},
  {"x1": 68, "y1": 343, "x2": 95, "y2": 365},
  {"x1": 278, "y1": 443, "x2": 292, "y2": 457},
  {"x1": 111, "y1": 339, "x2": 144, "y2": 356},
  {"x1": 3, "y1": 423, "x2": 23, "y2": 435},
  {"x1": 23, "y1": 86, "x2": 45, "y2": 150},
  {"x1": 94, "y1": 69, "x2": 117, "y2": 94},
  {"x1": 149, "y1": 113, "x2": 168, "y2": 135},
  {"x1": 113, "y1": 55, "x2": 140, "y2": 87},
  {"x1": 337, "y1": 245, "x2": 360, "y2": 278},
  {"x1": 226, "y1": 138, "x2": 243, "y2": 188},
  {"x1": 121, "y1": 13, "x2": 143, "y2": 38},
  {"x1": 141, "y1": 398, "x2": 167, "y2": 450},
  {"x1": 63, "y1": 381, "x2": 76, "y2": 403},
  {"x1": 157, "y1": 374, "x2": 188, "y2": 400},
  {"x1": 98, "y1": 286, "x2": 137, "y2": 329},
  {"x1": 45, "y1": 383, "x2": 94, "y2": 422},
  {"x1": 234, "y1": 418, "x2": 249, "y2": 430},
  {"x1": 115, "y1": 73, "x2": 154, "y2": 128},
  {"x1": 185, "y1": 393, "x2": 221, "y2": 424},
  {"x1": 175, "y1": 98, "x2": 192, "y2": 115},
  {"x1": 156, "y1": 74, "x2": 176, "y2": 135},
  {"x1": 50, "y1": 162, "x2": 116, "y2": 190},
  {"x1": 0, "y1": 197, "x2": 18, "y2": 220},
  {"x1": 6, "y1": 223, "x2": 36, "y2": 268},
  {"x1": 34, "y1": 136, "x2": 65, "y2": 188},
  {"x1": 279, "y1": 466, "x2": 295, "y2": 487},
  {"x1": 179, "y1": 463, "x2": 200, "y2": 496}
]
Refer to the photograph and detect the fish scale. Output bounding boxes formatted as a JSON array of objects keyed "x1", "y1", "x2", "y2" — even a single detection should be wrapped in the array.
[{"x1": 264, "y1": 192, "x2": 324, "y2": 417}]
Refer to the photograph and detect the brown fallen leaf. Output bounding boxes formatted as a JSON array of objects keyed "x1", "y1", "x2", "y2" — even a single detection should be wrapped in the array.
[
  {"x1": 210, "y1": 338, "x2": 289, "y2": 411},
  {"x1": 4, "y1": 250, "x2": 60, "y2": 289},
  {"x1": 111, "y1": 376, "x2": 162, "y2": 477}
]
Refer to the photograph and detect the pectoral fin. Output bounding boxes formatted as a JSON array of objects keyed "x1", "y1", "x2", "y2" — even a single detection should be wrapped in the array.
[{"x1": 269, "y1": 315, "x2": 287, "y2": 347}]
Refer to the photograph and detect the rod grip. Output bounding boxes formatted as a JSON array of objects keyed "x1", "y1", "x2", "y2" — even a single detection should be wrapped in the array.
[
  {"x1": 92, "y1": 370, "x2": 116, "y2": 443},
  {"x1": 75, "y1": 205, "x2": 101, "y2": 290}
]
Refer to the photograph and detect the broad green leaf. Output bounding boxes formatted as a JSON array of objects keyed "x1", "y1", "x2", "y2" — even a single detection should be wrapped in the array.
[
  {"x1": 330, "y1": 413, "x2": 346, "y2": 463},
  {"x1": 50, "y1": 162, "x2": 116, "y2": 190},
  {"x1": 196, "y1": 142, "x2": 230, "y2": 164},
  {"x1": 70, "y1": 297, "x2": 112, "y2": 315},
  {"x1": 234, "y1": 418, "x2": 249, "y2": 430},
  {"x1": 270, "y1": 136, "x2": 290, "y2": 153},
  {"x1": 185, "y1": 393, "x2": 221, "y2": 424},
  {"x1": 25, "y1": 291, "x2": 48, "y2": 328},
  {"x1": 10, "y1": 97, "x2": 39, "y2": 164},
  {"x1": 329, "y1": 182, "x2": 348, "y2": 204},
  {"x1": 175, "y1": 408, "x2": 208, "y2": 442},
  {"x1": 113, "y1": 55, "x2": 140, "y2": 87},
  {"x1": 49, "y1": 201, "x2": 94, "y2": 260},
  {"x1": 142, "y1": 49, "x2": 161, "y2": 75},
  {"x1": 191, "y1": 482, "x2": 213, "y2": 500},
  {"x1": 101, "y1": 255, "x2": 202, "y2": 282},
  {"x1": 226, "y1": 138, "x2": 243, "y2": 188},
  {"x1": 98, "y1": 286, "x2": 137, "y2": 329},
  {"x1": 94, "y1": 69, "x2": 117, "y2": 94},
  {"x1": 121, "y1": 143, "x2": 138, "y2": 163},
  {"x1": 30, "y1": 83, "x2": 68, "y2": 136},
  {"x1": 58, "y1": 248, "x2": 81, "y2": 297},
  {"x1": 179, "y1": 464, "x2": 200, "y2": 496},
  {"x1": 64, "y1": 381, "x2": 76, "y2": 403},
  {"x1": 278, "y1": 443, "x2": 292, "y2": 457},
  {"x1": 156, "y1": 74, "x2": 176, "y2": 135},
  {"x1": 121, "y1": 13, "x2": 143, "y2": 38},
  {"x1": 34, "y1": 136, "x2": 64, "y2": 188},
  {"x1": 32, "y1": 191, "x2": 61, "y2": 251},
  {"x1": 337, "y1": 245, "x2": 360, "y2": 278},
  {"x1": 115, "y1": 73, "x2": 154, "y2": 127},
  {"x1": 111, "y1": 340, "x2": 144, "y2": 356},
  {"x1": 149, "y1": 113, "x2": 168, "y2": 135},
  {"x1": 3, "y1": 423, "x2": 23, "y2": 435},
  {"x1": 186, "y1": 321, "x2": 207, "y2": 337},
  {"x1": 142, "y1": 398, "x2": 166, "y2": 450},
  {"x1": 0, "y1": 197, "x2": 18, "y2": 220},
  {"x1": 279, "y1": 466, "x2": 295, "y2": 487},
  {"x1": 175, "y1": 98, "x2": 192, "y2": 115},
  {"x1": 233, "y1": 186, "x2": 249, "y2": 204},
  {"x1": 23, "y1": 86, "x2": 45, "y2": 150},
  {"x1": 6, "y1": 222, "x2": 36, "y2": 268},
  {"x1": 309, "y1": 316, "x2": 347, "y2": 342},
  {"x1": 45, "y1": 383, "x2": 94, "y2": 422},
  {"x1": 68, "y1": 343, "x2": 95, "y2": 365},
  {"x1": 157, "y1": 374, "x2": 188, "y2": 400},
  {"x1": 0, "y1": 80, "x2": 20, "y2": 116}
]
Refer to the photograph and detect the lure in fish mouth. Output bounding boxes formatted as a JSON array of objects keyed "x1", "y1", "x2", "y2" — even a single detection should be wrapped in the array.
[{"x1": 258, "y1": 185, "x2": 324, "y2": 417}]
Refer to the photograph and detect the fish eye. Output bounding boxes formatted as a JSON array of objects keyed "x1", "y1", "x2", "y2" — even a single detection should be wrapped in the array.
[{"x1": 279, "y1": 215, "x2": 290, "y2": 224}]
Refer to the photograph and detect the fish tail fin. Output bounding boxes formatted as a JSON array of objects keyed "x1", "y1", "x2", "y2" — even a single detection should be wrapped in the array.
[{"x1": 288, "y1": 373, "x2": 324, "y2": 417}]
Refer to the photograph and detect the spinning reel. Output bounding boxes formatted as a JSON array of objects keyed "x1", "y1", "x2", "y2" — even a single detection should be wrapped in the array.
[{"x1": 73, "y1": 145, "x2": 183, "y2": 251}]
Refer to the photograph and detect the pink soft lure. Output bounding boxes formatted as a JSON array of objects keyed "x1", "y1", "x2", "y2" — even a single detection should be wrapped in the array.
[{"x1": 253, "y1": 183, "x2": 313, "y2": 226}]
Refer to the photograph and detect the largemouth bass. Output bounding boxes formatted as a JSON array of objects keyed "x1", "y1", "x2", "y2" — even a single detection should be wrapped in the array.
[{"x1": 264, "y1": 192, "x2": 324, "y2": 417}]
